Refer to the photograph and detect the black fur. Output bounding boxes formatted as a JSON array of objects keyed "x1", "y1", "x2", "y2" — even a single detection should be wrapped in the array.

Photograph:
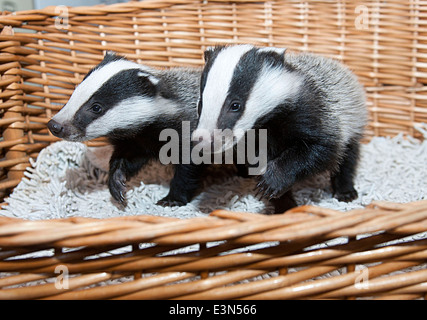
[
  {"x1": 198, "y1": 45, "x2": 365, "y2": 213},
  {"x1": 103, "y1": 66, "x2": 203, "y2": 206},
  {"x1": 83, "y1": 52, "x2": 123, "y2": 81},
  {"x1": 331, "y1": 140, "x2": 361, "y2": 202},
  {"x1": 206, "y1": 47, "x2": 287, "y2": 132},
  {"x1": 72, "y1": 69, "x2": 157, "y2": 137},
  {"x1": 217, "y1": 48, "x2": 261, "y2": 130},
  {"x1": 254, "y1": 74, "x2": 340, "y2": 196},
  {"x1": 157, "y1": 162, "x2": 206, "y2": 206},
  {"x1": 107, "y1": 118, "x2": 202, "y2": 207},
  {"x1": 49, "y1": 53, "x2": 205, "y2": 207},
  {"x1": 254, "y1": 79, "x2": 360, "y2": 212}
]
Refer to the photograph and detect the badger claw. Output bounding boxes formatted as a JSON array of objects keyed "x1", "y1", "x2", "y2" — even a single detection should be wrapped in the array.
[
  {"x1": 108, "y1": 168, "x2": 127, "y2": 206},
  {"x1": 255, "y1": 176, "x2": 297, "y2": 213},
  {"x1": 254, "y1": 176, "x2": 285, "y2": 201}
]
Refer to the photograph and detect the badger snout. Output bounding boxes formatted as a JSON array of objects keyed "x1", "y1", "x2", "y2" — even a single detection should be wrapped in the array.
[
  {"x1": 191, "y1": 128, "x2": 213, "y2": 151},
  {"x1": 48, "y1": 119, "x2": 64, "y2": 137},
  {"x1": 192, "y1": 128, "x2": 235, "y2": 154},
  {"x1": 47, "y1": 119, "x2": 83, "y2": 141}
]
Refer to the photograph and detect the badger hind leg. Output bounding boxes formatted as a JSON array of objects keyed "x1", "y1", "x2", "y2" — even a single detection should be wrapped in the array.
[{"x1": 331, "y1": 141, "x2": 360, "y2": 202}]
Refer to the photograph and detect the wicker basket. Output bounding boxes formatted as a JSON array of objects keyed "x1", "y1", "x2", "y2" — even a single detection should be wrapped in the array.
[{"x1": 0, "y1": 0, "x2": 426, "y2": 300}]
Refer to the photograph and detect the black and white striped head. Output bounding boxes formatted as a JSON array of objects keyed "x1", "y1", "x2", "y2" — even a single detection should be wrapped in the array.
[
  {"x1": 48, "y1": 52, "x2": 170, "y2": 141},
  {"x1": 193, "y1": 45, "x2": 302, "y2": 152}
]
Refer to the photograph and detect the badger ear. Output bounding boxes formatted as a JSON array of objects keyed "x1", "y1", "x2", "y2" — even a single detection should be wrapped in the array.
[
  {"x1": 204, "y1": 47, "x2": 215, "y2": 63},
  {"x1": 259, "y1": 47, "x2": 286, "y2": 67},
  {"x1": 104, "y1": 50, "x2": 116, "y2": 57},
  {"x1": 259, "y1": 47, "x2": 286, "y2": 57},
  {"x1": 271, "y1": 47, "x2": 287, "y2": 56},
  {"x1": 138, "y1": 70, "x2": 160, "y2": 86},
  {"x1": 102, "y1": 51, "x2": 123, "y2": 64},
  {"x1": 204, "y1": 45, "x2": 227, "y2": 64},
  {"x1": 104, "y1": 51, "x2": 118, "y2": 59}
]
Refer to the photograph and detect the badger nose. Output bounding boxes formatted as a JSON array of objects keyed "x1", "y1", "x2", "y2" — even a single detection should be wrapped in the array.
[{"x1": 48, "y1": 119, "x2": 63, "y2": 137}]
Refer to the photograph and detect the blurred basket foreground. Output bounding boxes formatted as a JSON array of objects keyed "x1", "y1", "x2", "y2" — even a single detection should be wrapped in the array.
[
  {"x1": 0, "y1": 0, "x2": 426, "y2": 299},
  {"x1": 0, "y1": 200, "x2": 426, "y2": 300}
]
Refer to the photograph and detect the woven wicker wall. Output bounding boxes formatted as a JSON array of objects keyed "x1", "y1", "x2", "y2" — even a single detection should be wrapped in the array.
[{"x1": 0, "y1": 0, "x2": 426, "y2": 197}]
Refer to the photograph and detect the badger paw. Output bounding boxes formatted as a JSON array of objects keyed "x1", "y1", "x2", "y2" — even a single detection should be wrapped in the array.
[
  {"x1": 253, "y1": 157, "x2": 296, "y2": 201},
  {"x1": 335, "y1": 188, "x2": 358, "y2": 202},
  {"x1": 108, "y1": 168, "x2": 127, "y2": 206},
  {"x1": 156, "y1": 194, "x2": 187, "y2": 207},
  {"x1": 255, "y1": 178, "x2": 279, "y2": 200},
  {"x1": 255, "y1": 170, "x2": 291, "y2": 201}
]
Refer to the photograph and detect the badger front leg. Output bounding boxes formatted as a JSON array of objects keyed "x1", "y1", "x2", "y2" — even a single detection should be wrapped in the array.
[
  {"x1": 256, "y1": 156, "x2": 297, "y2": 205},
  {"x1": 157, "y1": 163, "x2": 205, "y2": 207},
  {"x1": 255, "y1": 157, "x2": 298, "y2": 213},
  {"x1": 256, "y1": 142, "x2": 333, "y2": 213},
  {"x1": 108, "y1": 148, "x2": 149, "y2": 205}
]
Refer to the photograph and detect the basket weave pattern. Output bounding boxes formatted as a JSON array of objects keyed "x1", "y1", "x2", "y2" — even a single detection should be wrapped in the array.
[
  {"x1": 0, "y1": 0, "x2": 426, "y2": 299},
  {"x1": 1, "y1": 201, "x2": 427, "y2": 299}
]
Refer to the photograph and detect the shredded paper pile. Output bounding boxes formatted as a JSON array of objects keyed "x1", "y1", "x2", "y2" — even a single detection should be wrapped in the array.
[{"x1": 1, "y1": 125, "x2": 426, "y2": 220}]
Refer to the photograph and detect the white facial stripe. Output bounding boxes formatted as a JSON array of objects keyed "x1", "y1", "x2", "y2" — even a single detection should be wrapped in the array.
[
  {"x1": 197, "y1": 45, "x2": 253, "y2": 134},
  {"x1": 53, "y1": 59, "x2": 152, "y2": 123},
  {"x1": 85, "y1": 96, "x2": 177, "y2": 139},
  {"x1": 234, "y1": 65, "x2": 302, "y2": 135}
]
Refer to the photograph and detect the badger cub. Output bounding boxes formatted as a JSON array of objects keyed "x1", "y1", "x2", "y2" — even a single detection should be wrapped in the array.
[
  {"x1": 194, "y1": 45, "x2": 367, "y2": 212},
  {"x1": 48, "y1": 52, "x2": 202, "y2": 206}
]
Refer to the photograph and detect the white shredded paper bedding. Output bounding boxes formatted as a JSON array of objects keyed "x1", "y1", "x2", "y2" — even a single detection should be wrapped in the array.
[{"x1": 1, "y1": 125, "x2": 426, "y2": 220}]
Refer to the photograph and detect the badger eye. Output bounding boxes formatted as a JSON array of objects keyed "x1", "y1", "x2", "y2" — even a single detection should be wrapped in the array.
[
  {"x1": 229, "y1": 101, "x2": 241, "y2": 112},
  {"x1": 90, "y1": 103, "x2": 102, "y2": 114}
]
